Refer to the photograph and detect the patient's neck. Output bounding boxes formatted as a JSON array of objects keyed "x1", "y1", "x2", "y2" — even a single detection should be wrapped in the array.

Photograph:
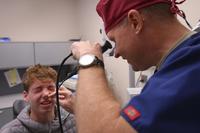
[{"x1": 30, "y1": 109, "x2": 55, "y2": 124}]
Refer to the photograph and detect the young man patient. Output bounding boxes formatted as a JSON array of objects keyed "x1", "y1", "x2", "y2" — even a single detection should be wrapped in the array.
[{"x1": 0, "y1": 64, "x2": 76, "y2": 133}]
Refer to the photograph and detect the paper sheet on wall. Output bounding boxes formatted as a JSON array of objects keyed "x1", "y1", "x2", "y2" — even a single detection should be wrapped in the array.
[{"x1": 4, "y1": 68, "x2": 22, "y2": 88}]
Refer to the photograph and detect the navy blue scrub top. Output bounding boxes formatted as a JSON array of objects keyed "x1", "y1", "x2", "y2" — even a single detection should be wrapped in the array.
[{"x1": 121, "y1": 32, "x2": 200, "y2": 133}]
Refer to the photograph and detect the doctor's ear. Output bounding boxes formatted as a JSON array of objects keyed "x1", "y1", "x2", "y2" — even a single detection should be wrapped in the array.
[{"x1": 128, "y1": 9, "x2": 144, "y2": 34}]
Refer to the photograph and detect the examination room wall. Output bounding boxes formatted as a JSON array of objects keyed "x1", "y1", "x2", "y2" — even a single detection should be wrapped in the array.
[
  {"x1": 179, "y1": 0, "x2": 200, "y2": 27},
  {"x1": 0, "y1": 0, "x2": 80, "y2": 42}
]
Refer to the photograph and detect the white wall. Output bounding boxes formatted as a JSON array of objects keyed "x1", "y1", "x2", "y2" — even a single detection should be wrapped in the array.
[
  {"x1": 179, "y1": 0, "x2": 200, "y2": 28},
  {"x1": 104, "y1": 56, "x2": 130, "y2": 107},
  {"x1": 0, "y1": 0, "x2": 199, "y2": 42},
  {"x1": 77, "y1": 0, "x2": 102, "y2": 42},
  {"x1": 0, "y1": 0, "x2": 80, "y2": 42}
]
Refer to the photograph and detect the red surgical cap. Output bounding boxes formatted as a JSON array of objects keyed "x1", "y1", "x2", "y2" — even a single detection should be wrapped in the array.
[{"x1": 96, "y1": 0, "x2": 186, "y2": 33}]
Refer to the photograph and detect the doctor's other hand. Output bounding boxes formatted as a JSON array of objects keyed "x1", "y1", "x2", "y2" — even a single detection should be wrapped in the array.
[{"x1": 49, "y1": 86, "x2": 75, "y2": 114}]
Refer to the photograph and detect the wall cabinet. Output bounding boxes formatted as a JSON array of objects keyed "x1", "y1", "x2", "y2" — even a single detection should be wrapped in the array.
[
  {"x1": 0, "y1": 42, "x2": 34, "y2": 69},
  {"x1": 0, "y1": 42, "x2": 76, "y2": 69},
  {"x1": 35, "y1": 42, "x2": 76, "y2": 66}
]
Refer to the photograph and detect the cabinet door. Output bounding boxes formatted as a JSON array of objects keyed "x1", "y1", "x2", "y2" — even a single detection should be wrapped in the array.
[
  {"x1": 34, "y1": 42, "x2": 76, "y2": 66},
  {"x1": 0, "y1": 42, "x2": 34, "y2": 69}
]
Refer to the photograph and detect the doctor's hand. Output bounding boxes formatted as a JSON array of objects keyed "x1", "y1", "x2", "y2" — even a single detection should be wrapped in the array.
[
  {"x1": 71, "y1": 41, "x2": 103, "y2": 60},
  {"x1": 49, "y1": 86, "x2": 75, "y2": 114}
]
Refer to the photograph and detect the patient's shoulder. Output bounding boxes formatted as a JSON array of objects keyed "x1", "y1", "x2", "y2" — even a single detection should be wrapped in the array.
[{"x1": 0, "y1": 119, "x2": 26, "y2": 133}]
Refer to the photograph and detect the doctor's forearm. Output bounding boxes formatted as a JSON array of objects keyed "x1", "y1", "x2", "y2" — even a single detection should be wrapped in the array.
[{"x1": 75, "y1": 67, "x2": 122, "y2": 132}]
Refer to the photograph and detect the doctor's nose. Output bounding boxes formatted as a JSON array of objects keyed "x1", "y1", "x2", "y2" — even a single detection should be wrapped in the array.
[{"x1": 114, "y1": 51, "x2": 120, "y2": 58}]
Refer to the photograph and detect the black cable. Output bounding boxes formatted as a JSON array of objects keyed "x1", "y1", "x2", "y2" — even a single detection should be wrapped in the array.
[
  {"x1": 56, "y1": 52, "x2": 72, "y2": 133},
  {"x1": 55, "y1": 40, "x2": 112, "y2": 133},
  {"x1": 180, "y1": 11, "x2": 193, "y2": 30}
]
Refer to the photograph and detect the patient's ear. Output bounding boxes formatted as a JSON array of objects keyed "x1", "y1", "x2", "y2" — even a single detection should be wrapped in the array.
[{"x1": 23, "y1": 91, "x2": 29, "y2": 102}]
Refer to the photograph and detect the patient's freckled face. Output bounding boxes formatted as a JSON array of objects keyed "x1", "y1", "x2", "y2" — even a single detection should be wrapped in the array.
[{"x1": 25, "y1": 79, "x2": 56, "y2": 114}]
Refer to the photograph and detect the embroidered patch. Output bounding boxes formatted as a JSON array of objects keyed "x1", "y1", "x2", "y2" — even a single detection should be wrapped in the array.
[{"x1": 123, "y1": 105, "x2": 140, "y2": 121}]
